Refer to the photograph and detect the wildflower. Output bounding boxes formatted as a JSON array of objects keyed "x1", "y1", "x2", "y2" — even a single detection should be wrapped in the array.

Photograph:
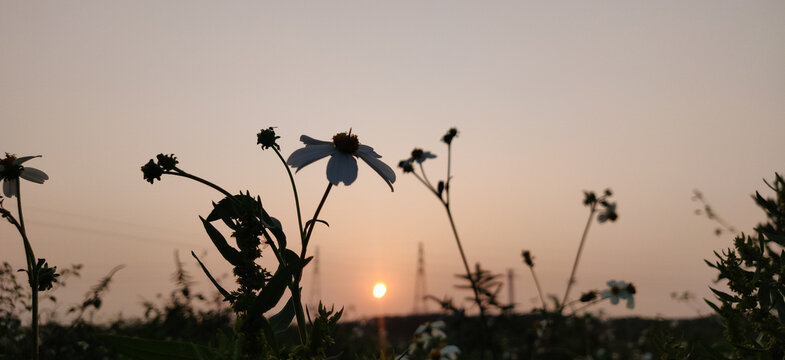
[
  {"x1": 600, "y1": 280, "x2": 635, "y2": 309},
  {"x1": 583, "y1": 191, "x2": 597, "y2": 206},
  {"x1": 0, "y1": 154, "x2": 49, "y2": 197},
  {"x1": 156, "y1": 153, "x2": 179, "y2": 171},
  {"x1": 597, "y1": 202, "x2": 618, "y2": 223},
  {"x1": 256, "y1": 127, "x2": 280, "y2": 150},
  {"x1": 287, "y1": 131, "x2": 396, "y2": 191},
  {"x1": 522, "y1": 250, "x2": 534, "y2": 267},
  {"x1": 429, "y1": 344, "x2": 460, "y2": 360},
  {"x1": 141, "y1": 159, "x2": 163, "y2": 184},
  {"x1": 412, "y1": 320, "x2": 447, "y2": 349},
  {"x1": 409, "y1": 148, "x2": 437, "y2": 164},
  {"x1": 398, "y1": 160, "x2": 414, "y2": 173},
  {"x1": 441, "y1": 128, "x2": 458, "y2": 145}
]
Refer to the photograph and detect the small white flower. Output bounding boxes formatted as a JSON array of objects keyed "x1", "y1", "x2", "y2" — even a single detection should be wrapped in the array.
[
  {"x1": 600, "y1": 280, "x2": 635, "y2": 309},
  {"x1": 287, "y1": 132, "x2": 396, "y2": 191},
  {"x1": 438, "y1": 345, "x2": 460, "y2": 360},
  {"x1": 0, "y1": 154, "x2": 49, "y2": 198}
]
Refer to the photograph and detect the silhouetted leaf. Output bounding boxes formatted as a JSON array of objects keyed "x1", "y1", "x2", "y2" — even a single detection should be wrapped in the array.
[
  {"x1": 199, "y1": 216, "x2": 243, "y2": 267},
  {"x1": 191, "y1": 251, "x2": 232, "y2": 300}
]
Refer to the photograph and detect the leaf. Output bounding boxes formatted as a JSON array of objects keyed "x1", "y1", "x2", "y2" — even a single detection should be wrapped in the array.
[
  {"x1": 704, "y1": 299, "x2": 721, "y2": 314},
  {"x1": 200, "y1": 216, "x2": 243, "y2": 267},
  {"x1": 710, "y1": 287, "x2": 737, "y2": 303},
  {"x1": 101, "y1": 335, "x2": 215, "y2": 360},
  {"x1": 263, "y1": 216, "x2": 287, "y2": 250},
  {"x1": 254, "y1": 263, "x2": 291, "y2": 313},
  {"x1": 269, "y1": 297, "x2": 295, "y2": 334},
  {"x1": 191, "y1": 251, "x2": 232, "y2": 300}
]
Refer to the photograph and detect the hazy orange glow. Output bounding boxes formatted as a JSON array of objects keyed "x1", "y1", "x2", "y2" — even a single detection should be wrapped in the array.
[{"x1": 373, "y1": 283, "x2": 387, "y2": 299}]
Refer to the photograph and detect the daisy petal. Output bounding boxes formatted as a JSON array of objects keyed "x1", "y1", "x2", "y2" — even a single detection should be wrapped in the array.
[
  {"x1": 610, "y1": 296, "x2": 619, "y2": 305},
  {"x1": 626, "y1": 296, "x2": 635, "y2": 309},
  {"x1": 357, "y1": 150, "x2": 396, "y2": 191},
  {"x1": 357, "y1": 144, "x2": 382, "y2": 158},
  {"x1": 20, "y1": 167, "x2": 49, "y2": 184},
  {"x1": 3, "y1": 179, "x2": 18, "y2": 197},
  {"x1": 300, "y1": 135, "x2": 332, "y2": 146},
  {"x1": 326, "y1": 153, "x2": 358, "y2": 185},
  {"x1": 13, "y1": 155, "x2": 42, "y2": 165},
  {"x1": 287, "y1": 145, "x2": 335, "y2": 171}
]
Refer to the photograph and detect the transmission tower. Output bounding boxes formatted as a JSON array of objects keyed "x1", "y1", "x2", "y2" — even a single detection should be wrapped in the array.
[{"x1": 413, "y1": 242, "x2": 428, "y2": 314}]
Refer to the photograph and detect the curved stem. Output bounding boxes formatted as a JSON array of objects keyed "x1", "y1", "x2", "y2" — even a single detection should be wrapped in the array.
[
  {"x1": 17, "y1": 182, "x2": 39, "y2": 360},
  {"x1": 273, "y1": 147, "x2": 305, "y2": 241},
  {"x1": 168, "y1": 170, "x2": 234, "y2": 199},
  {"x1": 418, "y1": 162, "x2": 433, "y2": 189},
  {"x1": 446, "y1": 144, "x2": 452, "y2": 206},
  {"x1": 560, "y1": 206, "x2": 596, "y2": 312},
  {"x1": 569, "y1": 297, "x2": 606, "y2": 317},
  {"x1": 300, "y1": 183, "x2": 333, "y2": 262},
  {"x1": 412, "y1": 172, "x2": 439, "y2": 197},
  {"x1": 444, "y1": 204, "x2": 489, "y2": 351}
]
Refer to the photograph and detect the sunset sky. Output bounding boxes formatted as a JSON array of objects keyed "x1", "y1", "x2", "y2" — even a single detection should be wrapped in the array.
[{"x1": 1, "y1": 1, "x2": 784, "y2": 322}]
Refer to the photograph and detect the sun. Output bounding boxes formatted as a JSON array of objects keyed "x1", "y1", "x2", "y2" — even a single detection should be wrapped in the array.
[{"x1": 373, "y1": 282, "x2": 387, "y2": 298}]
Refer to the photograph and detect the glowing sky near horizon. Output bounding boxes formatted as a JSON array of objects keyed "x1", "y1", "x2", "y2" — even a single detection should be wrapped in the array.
[{"x1": 1, "y1": 1, "x2": 784, "y2": 322}]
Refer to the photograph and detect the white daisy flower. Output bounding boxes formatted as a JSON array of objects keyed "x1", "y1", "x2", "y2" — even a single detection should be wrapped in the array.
[
  {"x1": 600, "y1": 280, "x2": 636, "y2": 309},
  {"x1": 438, "y1": 345, "x2": 460, "y2": 360},
  {"x1": 0, "y1": 154, "x2": 49, "y2": 198},
  {"x1": 287, "y1": 131, "x2": 396, "y2": 191}
]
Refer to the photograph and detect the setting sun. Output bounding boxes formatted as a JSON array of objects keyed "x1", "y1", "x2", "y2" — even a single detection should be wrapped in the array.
[{"x1": 372, "y1": 283, "x2": 387, "y2": 299}]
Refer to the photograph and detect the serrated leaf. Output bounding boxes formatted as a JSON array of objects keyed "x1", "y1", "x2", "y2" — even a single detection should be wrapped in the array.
[
  {"x1": 101, "y1": 335, "x2": 216, "y2": 360},
  {"x1": 200, "y1": 216, "x2": 243, "y2": 267},
  {"x1": 191, "y1": 251, "x2": 232, "y2": 300},
  {"x1": 710, "y1": 287, "x2": 737, "y2": 303}
]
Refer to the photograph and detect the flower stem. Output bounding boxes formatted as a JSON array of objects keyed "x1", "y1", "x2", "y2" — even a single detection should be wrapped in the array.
[
  {"x1": 273, "y1": 147, "x2": 305, "y2": 241},
  {"x1": 528, "y1": 266, "x2": 548, "y2": 311},
  {"x1": 301, "y1": 183, "x2": 333, "y2": 259},
  {"x1": 569, "y1": 297, "x2": 606, "y2": 316},
  {"x1": 418, "y1": 162, "x2": 433, "y2": 189},
  {"x1": 560, "y1": 205, "x2": 597, "y2": 313},
  {"x1": 16, "y1": 182, "x2": 39, "y2": 360},
  {"x1": 168, "y1": 170, "x2": 235, "y2": 199}
]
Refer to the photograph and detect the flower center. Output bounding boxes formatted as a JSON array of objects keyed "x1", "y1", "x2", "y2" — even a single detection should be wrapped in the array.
[
  {"x1": 332, "y1": 132, "x2": 359, "y2": 154},
  {"x1": 610, "y1": 285, "x2": 620, "y2": 295},
  {"x1": 0, "y1": 153, "x2": 21, "y2": 180},
  {"x1": 411, "y1": 148, "x2": 424, "y2": 159}
]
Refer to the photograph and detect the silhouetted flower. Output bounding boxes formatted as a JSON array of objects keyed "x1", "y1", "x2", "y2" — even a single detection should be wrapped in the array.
[
  {"x1": 441, "y1": 128, "x2": 458, "y2": 145},
  {"x1": 580, "y1": 290, "x2": 598, "y2": 302},
  {"x1": 0, "y1": 153, "x2": 49, "y2": 197},
  {"x1": 256, "y1": 127, "x2": 280, "y2": 150},
  {"x1": 398, "y1": 160, "x2": 414, "y2": 173},
  {"x1": 597, "y1": 202, "x2": 618, "y2": 223},
  {"x1": 141, "y1": 159, "x2": 163, "y2": 184},
  {"x1": 409, "y1": 148, "x2": 437, "y2": 164},
  {"x1": 156, "y1": 153, "x2": 179, "y2": 171},
  {"x1": 412, "y1": 320, "x2": 447, "y2": 349},
  {"x1": 583, "y1": 191, "x2": 597, "y2": 206},
  {"x1": 600, "y1": 280, "x2": 635, "y2": 309},
  {"x1": 522, "y1": 250, "x2": 534, "y2": 267},
  {"x1": 287, "y1": 131, "x2": 396, "y2": 191}
]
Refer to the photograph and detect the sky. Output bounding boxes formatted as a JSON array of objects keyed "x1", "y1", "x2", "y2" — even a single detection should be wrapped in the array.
[{"x1": 1, "y1": 1, "x2": 784, "y2": 322}]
